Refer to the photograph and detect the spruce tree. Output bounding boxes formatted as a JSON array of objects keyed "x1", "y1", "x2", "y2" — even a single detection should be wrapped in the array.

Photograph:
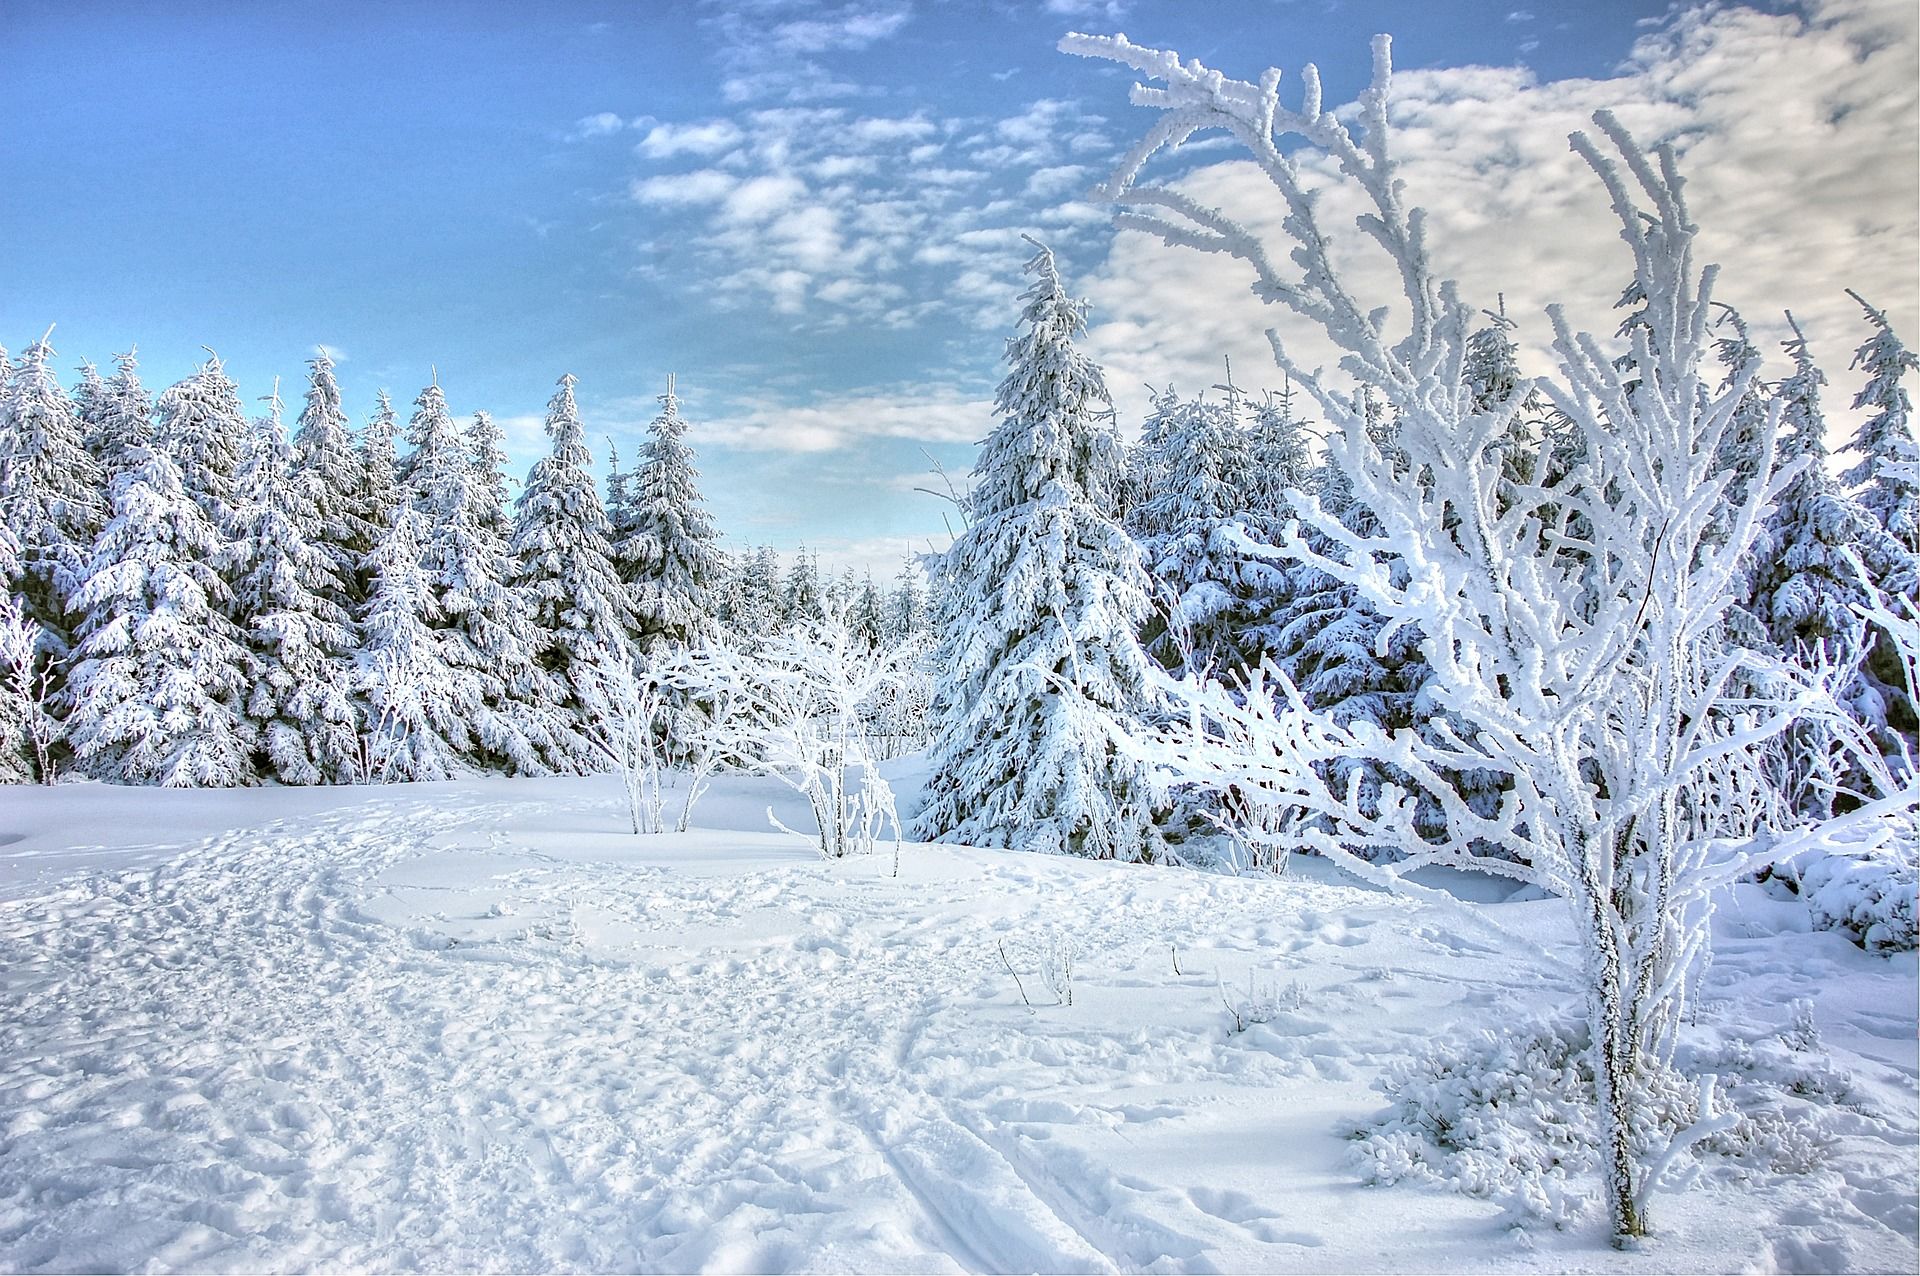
[
  {"x1": 508, "y1": 374, "x2": 630, "y2": 757},
  {"x1": 405, "y1": 380, "x2": 559, "y2": 774},
  {"x1": 360, "y1": 389, "x2": 401, "y2": 549},
  {"x1": 916, "y1": 241, "x2": 1164, "y2": 861},
  {"x1": 1842, "y1": 290, "x2": 1920, "y2": 554},
  {"x1": 849, "y1": 571, "x2": 886, "y2": 649},
  {"x1": 727, "y1": 544, "x2": 785, "y2": 643},
  {"x1": 291, "y1": 350, "x2": 372, "y2": 595},
  {"x1": 153, "y1": 353, "x2": 249, "y2": 559},
  {"x1": 467, "y1": 410, "x2": 515, "y2": 542},
  {"x1": 87, "y1": 348, "x2": 156, "y2": 485},
  {"x1": 783, "y1": 547, "x2": 825, "y2": 625},
  {"x1": 0, "y1": 330, "x2": 104, "y2": 654},
  {"x1": 1133, "y1": 391, "x2": 1283, "y2": 678},
  {"x1": 1752, "y1": 316, "x2": 1910, "y2": 651},
  {"x1": 1749, "y1": 316, "x2": 1913, "y2": 814},
  {"x1": 618, "y1": 378, "x2": 723, "y2": 650},
  {"x1": 66, "y1": 441, "x2": 255, "y2": 786},
  {"x1": 230, "y1": 383, "x2": 360, "y2": 783},
  {"x1": 467, "y1": 407, "x2": 574, "y2": 768},
  {"x1": 887, "y1": 559, "x2": 929, "y2": 646},
  {"x1": 356, "y1": 502, "x2": 466, "y2": 781}
]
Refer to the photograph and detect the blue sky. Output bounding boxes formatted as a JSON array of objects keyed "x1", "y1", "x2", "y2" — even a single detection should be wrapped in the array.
[{"x1": 5, "y1": 0, "x2": 1915, "y2": 574}]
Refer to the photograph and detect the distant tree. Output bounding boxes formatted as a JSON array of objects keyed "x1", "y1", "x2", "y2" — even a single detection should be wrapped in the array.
[
  {"x1": 783, "y1": 546, "x2": 826, "y2": 625},
  {"x1": 886, "y1": 558, "x2": 930, "y2": 646},
  {"x1": 359, "y1": 389, "x2": 402, "y2": 555},
  {"x1": 916, "y1": 241, "x2": 1164, "y2": 861},
  {"x1": 1842, "y1": 289, "x2": 1920, "y2": 554}
]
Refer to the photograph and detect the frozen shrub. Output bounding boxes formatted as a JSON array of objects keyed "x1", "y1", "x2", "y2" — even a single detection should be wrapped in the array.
[{"x1": 1352, "y1": 1012, "x2": 1847, "y2": 1227}]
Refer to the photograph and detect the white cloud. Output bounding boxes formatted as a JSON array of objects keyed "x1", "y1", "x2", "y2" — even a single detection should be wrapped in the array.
[
  {"x1": 629, "y1": 169, "x2": 739, "y2": 206},
  {"x1": 1025, "y1": 164, "x2": 1090, "y2": 198},
  {"x1": 769, "y1": 6, "x2": 911, "y2": 54},
  {"x1": 847, "y1": 114, "x2": 938, "y2": 145},
  {"x1": 721, "y1": 173, "x2": 810, "y2": 222},
  {"x1": 1078, "y1": 0, "x2": 1920, "y2": 438},
  {"x1": 637, "y1": 119, "x2": 746, "y2": 158},
  {"x1": 314, "y1": 343, "x2": 348, "y2": 364},
  {"x1": 571, "y1": 111, "x2": 629, "y2": 139}
]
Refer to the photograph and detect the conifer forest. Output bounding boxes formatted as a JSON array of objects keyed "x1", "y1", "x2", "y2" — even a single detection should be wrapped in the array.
[{"x1": 2, "y1": 2, "x2": 1916, "y2": 1271}]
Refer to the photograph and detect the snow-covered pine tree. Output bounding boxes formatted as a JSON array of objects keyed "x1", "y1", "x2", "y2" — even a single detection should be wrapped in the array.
[
  {"x1": 618, "y1": 377, "x2": 724, "y2": 651},
  {"x1": 66, "y1": 438, "x2": 255, "y2": 786},
  {"x1": 467, "y1": 409, "x2": 515, "y2": 543},
  {"x1": 82, "y1": 348, "x2": 156, "y2": 485},
  {"x1": 1751, "y1": 315, "x2": 1916, "y2": 804},
  {"x1": 849, "y1": 571, "x2": 887, "y2": 650},
  {"x1": 292, "y1": 350, "x2": 373, "y2": 596},
  {"x1": 71, "y1": 360, "x2": 107, "y2": 446},
  {"x1": 1245, "y1": 381, "x2": 1313, "y2": 525},
  {"x1": 916, "y1": 240, "x2": 1164, "y2": 861},
  {"x1": 1842, "y1": 290, "x2": 1920, "y2": 554},
  {"x1": 1121, "y1": 383, "x2": 1183, "y2": 535},
  {"x1": 1132, "y1": 390, "x2": 1280, "y2": 677},
  {"x1": 0, "y1": 329, "x2": 104, "y2": 656},
  {"x1": 604, "y1": 439, "x2": 637, "y2": 574},
  {"x1": 153, "y1": 353, "x2": 250, "y2": 567},
  {"x1": 887, "y1": 559, "x2": 929, "y2": 646},
  {"x1": 509, "y1": 374, "x2": 630, "y2": 758},
  {"x1": 782, "y1": 547, "x2": 825, "y2": 625},
  {"x1": 1751, "y1": 315, "x2": 1911, "y2": 658},
  {"x1": 356, "y1": 501, "x2": 468, "y2": 781},
  {"x1": 360, "y1": 389, "x2": 401, "y2": 551},
  {"x1": 725, "y1": 544, "x2": 785, "y2": 643},
  {"x1": 1838, "y1": 293, "x2": 1920, "y2": 754},
  {"x1": 403, "y1": 379, "x2": 559, "y2": 774},
  {"x1": 230, "y1": 382, "x2": 360, "y2": 784},
  {"x1": 0, "y1": 522, "x2": 36, "y2": 781}
]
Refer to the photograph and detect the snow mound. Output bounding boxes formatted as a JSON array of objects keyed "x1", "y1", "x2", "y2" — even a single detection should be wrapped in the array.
[{"x1": 1799, "y1": 835, "x2": 1918, "y2": 952}]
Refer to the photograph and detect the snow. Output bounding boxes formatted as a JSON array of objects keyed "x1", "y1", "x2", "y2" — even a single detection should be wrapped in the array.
[{"x1": 1, "y1": 765, "x2": 1913, "y2": 1272}]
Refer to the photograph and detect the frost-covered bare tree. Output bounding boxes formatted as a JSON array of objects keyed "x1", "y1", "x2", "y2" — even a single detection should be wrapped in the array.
[
  {"x1": 1064, "y1": 30, "x2": 1920, "y2": 1243},
  {"x1": 0, "y1": 594, "x2": 60, "y2": 784},
  {"x1": 727, "y1": 605, "x2": 909, "y2": 863},
  {"x1": 578, "y1": 641, "x2": 672, "y2": 835}
]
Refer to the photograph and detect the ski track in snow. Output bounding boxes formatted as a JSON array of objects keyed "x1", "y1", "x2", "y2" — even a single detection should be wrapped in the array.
[{"x1": 0, "y1": 777, "x2": 1914, "y2": 1273}]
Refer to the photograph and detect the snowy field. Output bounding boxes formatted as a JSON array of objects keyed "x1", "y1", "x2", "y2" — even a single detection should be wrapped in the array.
[{"x1": 1, "y1": 766, "x2": 1914, "y2": 1274}]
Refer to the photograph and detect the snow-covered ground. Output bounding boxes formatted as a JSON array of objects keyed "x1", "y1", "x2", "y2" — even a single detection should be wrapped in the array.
[{"x1": 0, "y1": 766, "x2": 1914, "y2": 1273}]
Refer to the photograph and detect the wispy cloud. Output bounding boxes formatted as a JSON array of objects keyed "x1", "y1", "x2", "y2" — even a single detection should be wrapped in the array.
[
  {"x1": 696, "y1": 386, "x2": 991, "y2": 452},
  {"x1": 613, "y1": 89, "x2": 1114, "y2": 328}
]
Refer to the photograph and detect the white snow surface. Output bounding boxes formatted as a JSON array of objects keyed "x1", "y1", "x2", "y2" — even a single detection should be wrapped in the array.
[{"x1": 0, "y1": 764, "x2": 1914, "y2": 1273}]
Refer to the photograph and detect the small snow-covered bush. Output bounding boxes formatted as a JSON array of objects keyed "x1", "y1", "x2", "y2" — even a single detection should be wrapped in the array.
[
  {"x1": 1221, "y1": 969, "x2": 1304, "y2": 1034},
  {"x1": 1036, "y1": 930, "x2": 1081, "y2": 1007},
  {"x1": 1353, "y1": 1012, "x2": 1847, "y2": 1227},
  {"x1": 1799, "y1": 835, "x2": 1917, "y2": 952}
]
